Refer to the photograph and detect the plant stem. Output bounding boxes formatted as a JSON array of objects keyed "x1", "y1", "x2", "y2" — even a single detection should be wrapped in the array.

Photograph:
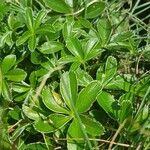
[
  {"x1": 42, "y1": 133, "x2": 50, "y2": 150},
  {"x1": 52, "y1": 137, "x2": 134, "y2": 148},
  {"x1": 61, "y1": 75, "x2": 93, "y2": 149},
  {"x1": 108, "y1": 119, "x2": 127, "y2": 150},
  {"x1": 31, "y1": 66, "x2": 63, "y2": 107},
  {"x1": 131, "y1": 0, "x2": 141, "y2": 14},
  {"x1": 134, "y1": 86, "x2": 150, "y2": 120}
]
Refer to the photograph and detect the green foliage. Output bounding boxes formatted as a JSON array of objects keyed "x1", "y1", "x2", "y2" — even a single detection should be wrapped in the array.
[{"x1": 0, "y1": 0, "x2": 149, "y2": 149}]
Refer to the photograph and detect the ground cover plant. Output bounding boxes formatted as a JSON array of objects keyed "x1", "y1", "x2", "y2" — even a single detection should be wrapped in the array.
[{"x1": 0, "y1": 0, "x2": 150, "y2": 149}]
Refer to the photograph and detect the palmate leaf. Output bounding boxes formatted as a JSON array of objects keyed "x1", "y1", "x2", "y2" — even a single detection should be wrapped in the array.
[
  {"x1": 16, "y1": 31, "x2": 31, "y2": 46},
  {"x1": 97, "y1": 91, "x2": 119, "y2": 119},
  {"x1": 28, "y1": 34, "x2": 36, "y2": 52},
  {"x1": 105, "y1": 56, "x2": 117, "y2": 82},
  {"x1": 43, "y1": 0, "x2": 72, "y2": 13},
  {"x1": 33, "y1": 10, "x2": 47, "y2": 30},
  {"x1": 58, "y1": 55, "x2": 77, "y2": 65},
  {"x1": 2, "y1": 80, "x2": 11, "y2": 101},
  {"x1": 62, "y1": 20, "x2": 74, "y2": 40},
  {"x1": 76, "y1": 81, "x2": 101, "y2": 113},
  {"x1": 42, "y1": 87, "x2": 69, "y2": 114},
  {"x1": 60, "y1": 71, "x2": 78, "y2": 109},
  {"x1": 86, "y1": 1, "x2": 105, "y2": 19},
  {"x1": 1, "y1": 54, "x2": 16, "y2": 74},
  {"x1": 119, "y1": 100, "x2": 132, "y2": 123},
  {"x1": 5, "y1": 68, "x2": 27, "y2": 82},
  {"x1": 34, "y1": 114, "x2": 72, "y2": 133},
  {"x1": 25, "y1": 7, "x2": 33, "y2": 31},
  {"x1": 10, "y1": 124, "x2": 30, "y2": 141},
  {"x1": 75, "y1": 68, "x2": 93, "y2": 87},
  {"x1": 84, "y1": 38, "x2": 103, "y2": 61},
  {"x1": 36, "y1": 24, "x2": 55, "y2": 34},
  {"x1": 0, "y1": 68, "x2": 2, "y2": 95},
  {"x1": 67, "y1": 119, "x2": 85, "y2": 150},
  {"x1": 97, "y1": 18, "x2": 111, "y2": 45},
  {"x1": 12, "y1": 83, "x2": 30, "y2": 93},
  {"x1": 66, "y1": 37, "x2": 84, "y2": 60},
  {"x1": 22, "y1": 105, "x2": 41, "y2": 120},
  {"x1": 80, "y1": 115, "x2": 104, "y2": 136},
  {"x1": 96, "y1": 56, "x2": 117, "y2": 86},
  {"x1": 39, "y1": 41, "x2": 64, "y2": 54},
  {"x1": 23, "y1": 142, "x2": 53, "y2": 150}
]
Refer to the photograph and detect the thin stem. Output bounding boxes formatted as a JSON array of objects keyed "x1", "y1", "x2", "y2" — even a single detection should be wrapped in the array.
[
  {"x1": 136, "y1": 142, "x2": 142, "y2": 150},
  {"x1": 128, "y1": 13, "x2": 149, "y2": 31},
  {"x1": 52, "y1": 137, "x2": 134, "y2": 148},
  {"x1": 42, "y1": 133, "x2": 50, "y2": 150},
  {"x1": 31, "y1": 66, "x2": 63, "y2": 107},
  {"x1": 8, "y1": 119, "x2": 23, "y2": 133},
  {"x1": 61, "y1": 76, "x2": 93, "y2": 149},
  {"x1": 144, "y1": 142, "x2": 150, "y2": 150},
  {"x1": 84, "y1": 0, "x2": 88, "y2": 19},
  {"x1": 66, "y1": 0, "x2": 99, "y2": 16},
  {"x1": 108, "y1": 119, "x2": 127, "y2": 150},
  {"x1": 134, "y1": 5, "x2": 150, "y2": 16},
  {"x1": 134, "y1": 86, "x2": 150, "y2": 120},
  {"x1": 136, "y1": 1, "x2": 150, "y2": 10},
  {"x1": 131, "y1": 0, "x2": 141, "y2": 14},
  {"x1": 52, "y1": 53, "x2": 62, "y2": 76},
  {"x1": 136, "y1": 52, "x2": 143, "y2": 75},
  {"x1": 141, "y1": 14, "x2": 150, "y2": 22}
]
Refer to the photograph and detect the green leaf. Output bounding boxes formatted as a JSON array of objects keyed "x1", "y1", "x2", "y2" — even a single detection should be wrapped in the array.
[
  {"x1": 25, "y1": 7, "x2": 33, "y2": 31},
  {"x1": 70, "y1": 62, "x2": 81, "y2": 71},
  {"x1": 43, "y1": 0, "x2": 72, "y2": 13},
  {"x1": 119, "y1": 100, "x2": 132, "y2": 123},
  {"x1": 10, "y1": 124, "x2": 29, "y2": 141},
  {"x1": 67, "y1": 119, "x2": 85, "y2": 150},
  {"x1": 31, "y1": 51, "x2": 46, "y2": 65},
  {"x1": 76, "y1": 81, "x2": 101, "y2": 113},
  {"x1": 8, "y1": 106, "x2": 21, "y2": 120},
  {"x1": 86, "y1": 2, "x2": 105, "y2": 19},
  {"x1": 97, "y1": 18, "x2": 111, "y2": 45},
  {"x1": 34, "y1": 10, "x2": 47, "y2": 30},
  {"x1": 2, "y1": 80, "x2": 11, "y2": 101},
  {"x1": 79, "y1": 18, "x2": 92, "y2": 29},
  {"x1": 97, "y1": 91, "x2": 119, "y2": 119},
  {"x1": 75, "y1": 68, "x2": 93, "y2": 86},
  {"x1": 112, "y1": 31, "x2": 133, "y2": 42},
  {"x1": 39, "y1": 41, "x2": 64, "y2": 54},
  {"x1": 1, "y1": 54, "x2": 16, "y2": 74},
  {"x1": 12, "y1": 83, "x2": 30, "y2": 93},
  {"x1": 14, "y1": 92, "x2": 28, "y2": 102},
  {"x1": 42, "y1": 87, "x2": 69, "y2": 114},
  {"x1": 34, "y1": 114, "x2": 71, "y2": 133},
  {"x1": 28, "y1": 34, "x2": 36, "y2": 52},
  {"x1": 5, "y1": 68, "x2": 27, "y2": 82},
  {"x1": 84, "y1": 39, "x2": 98, "y2": 58},
  {"x1": 62, "y1": 20, "x2": 74, "y2": 40},
  {"x1": 105, "y1": 75, "x2": 132, "y2": 91},
  {"x1": 86, "y1": 48, "x2": 103, "y2": 61},
  {"x1": 23, "y1": 143, "x2": 53, "y2": 150},
  {"x1": 60, "y1": 72, "x2": 78, "y2": 109},
  {"x1": 66, "y1": 37, "x2": 84, "y2": 60},
  {"x1": 36, "y1": 24, "x2": 55, "y2": 34},
  {"x1": 80, "y1": 115, "x2": 104, "y2": 136},
  {"x1": 16, "y1": 31, "x2": 31, "y2": 46},
  {"x1": 104, "y1": 56, "x2": 117, "y2": 83},
  {"x1": 22, "y1": 104, "x2": 40, "y2": 120},
  {"x1": 58, "y1": 55, "x2": 76, "y2": 65},
  {"x1": 84, "y1": 39, "x2": 103, "y2": 61},
  {"x1": 0, "y1": 68, "x2": 2, "y2": 95}
]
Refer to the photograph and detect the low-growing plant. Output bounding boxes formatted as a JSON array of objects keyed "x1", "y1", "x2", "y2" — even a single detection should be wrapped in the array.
[{"x1": 0, "y1": 0, "x2": 149, "y2": 149}]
